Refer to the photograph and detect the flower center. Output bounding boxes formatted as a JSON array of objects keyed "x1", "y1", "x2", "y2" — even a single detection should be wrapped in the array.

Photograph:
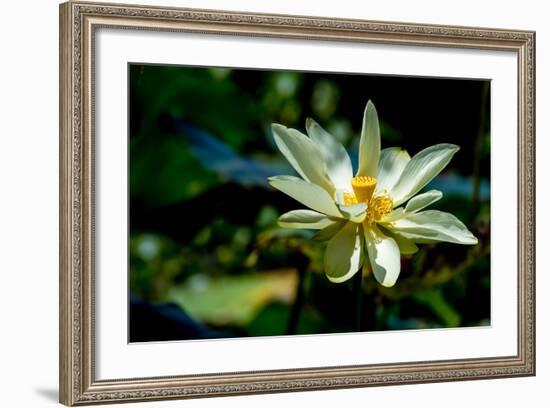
[
  {"x1": 365, "y1": 194, "x2": 394, "y2": 224},
  {"x1": 345, "y1": 177, "x2": 393, "y2": 223},
  {"x1": 351, "y1": 176, "x2": 377, "y2": 203}
]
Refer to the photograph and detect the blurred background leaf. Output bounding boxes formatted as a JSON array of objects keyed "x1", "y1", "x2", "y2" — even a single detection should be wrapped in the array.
[{"x1": 168, "y1": 269, "x2": 297, "y2": 327}]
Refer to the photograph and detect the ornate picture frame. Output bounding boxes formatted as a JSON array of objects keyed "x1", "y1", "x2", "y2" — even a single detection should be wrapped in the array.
[{"x1": 59, "y1": 1, "x2": 535, "y2": 405}]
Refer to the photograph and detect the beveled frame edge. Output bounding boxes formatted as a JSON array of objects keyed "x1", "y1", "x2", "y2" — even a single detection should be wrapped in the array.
[{"x1": 59, "y1": 1, "x2": 536, "y2": 405}]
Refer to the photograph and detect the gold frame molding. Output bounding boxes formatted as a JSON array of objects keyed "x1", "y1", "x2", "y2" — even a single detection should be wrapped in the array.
[{"x1": 59, "y1": 1, "x2": 536, "y2": 405}]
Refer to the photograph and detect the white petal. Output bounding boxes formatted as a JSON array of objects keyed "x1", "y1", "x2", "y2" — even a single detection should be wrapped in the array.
[
  {"x1": 271, "y1": 124, "x2": 334, "y2": 193},
  {"x1": 268, "y1": 176, "x2": 342, "y2": 218},
  {"x1": 404, "y1": 190, "x2": 443, "y2": 213},
  {"x1": 314, "y1": 220, "x2": 346, "y2": 241},
  {"x1": 381, "y1": 207, "x2": 406, "y2": 223},
  {"x1": 393, "y1": 235, "x2": 419, "y2": 255},
  {"x1": 387, "y1": 210, "x2": 478, "y2": 245},
  {"x1": 376, "y1": 147, "x2": 411, "y2": 192},
  {"x1": 337, "y1": 202, "x2": 367, "y2": 223},
  {"x1": 380, "y1": 227, "x2": 419, "y2": 255},
  {"x1": 365, "y1": 226, "x2": 401, "y2": 287},
  {"x1": 390, "y1": 144, "x2": 460, "y2": 206},
  {"x1": 278, "y1": 209, "x2": 336, "y2": 230},
  {"x1": 356, "y1": 101, "x2": 381, "y2": 178},
  {"x1": 324, "y1": 222, "x2": 364, "y2": 283},
  {"x1": 333, "y1": 188, "x2": 367, "y2": 223},
  {"x1": 306, "y1": 118, "x2": 353, "y2": 191}
]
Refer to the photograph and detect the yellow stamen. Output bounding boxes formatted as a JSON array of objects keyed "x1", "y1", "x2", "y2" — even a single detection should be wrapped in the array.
[
  {"x1": 343, "y1": 192, "x2": 358, "y2": 205},
  {"x1": 365, "y1": 194, "x2": 394, "y2": 224},
  {"x1": 351, "y1": 176, "x2": 377, "y2": 203}
]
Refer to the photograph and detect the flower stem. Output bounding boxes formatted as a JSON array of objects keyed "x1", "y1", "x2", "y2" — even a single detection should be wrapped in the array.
[{"x1": 352, "y1": 269, "x2": 363, "y2": 331}]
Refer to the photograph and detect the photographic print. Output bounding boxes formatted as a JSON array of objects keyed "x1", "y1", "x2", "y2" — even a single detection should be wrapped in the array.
[{"x1": 128, "y1": 64, "x2": 491, "y2": 342}]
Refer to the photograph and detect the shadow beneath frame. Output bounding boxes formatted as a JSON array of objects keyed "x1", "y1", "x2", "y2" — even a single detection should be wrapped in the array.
[{"x1": 35, "y1": 388, "x2": 58, "y2": 402}]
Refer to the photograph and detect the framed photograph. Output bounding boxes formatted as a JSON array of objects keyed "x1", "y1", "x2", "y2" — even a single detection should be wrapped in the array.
[{"x1": 59, "y1": 1, "x2": 535, "y2": 405}]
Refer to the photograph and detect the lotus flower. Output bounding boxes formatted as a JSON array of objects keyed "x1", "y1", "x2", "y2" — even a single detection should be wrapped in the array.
[{"x1": 268, "y1": 100, "x2": 478, "y2": 287}]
